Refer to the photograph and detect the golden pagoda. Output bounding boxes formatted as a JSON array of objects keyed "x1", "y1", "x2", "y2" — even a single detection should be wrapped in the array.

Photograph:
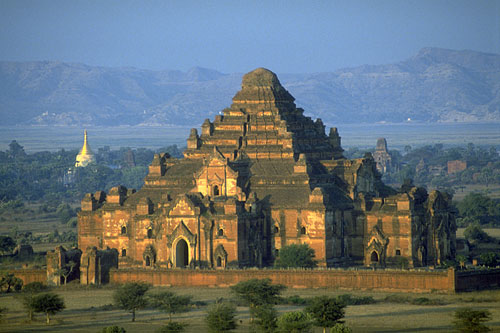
[{"x1": 75, "y1": 130, "x2": 96, "y2": 167}]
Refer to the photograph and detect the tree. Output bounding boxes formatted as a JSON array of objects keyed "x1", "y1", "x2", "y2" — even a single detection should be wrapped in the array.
[
  {"x1": 205, "y1": 302, "x2": 237, "y2": 332},
  {"x1": 252, "y1": 304, "x2": 278, "y2": 333},
  {"x1": 480, "y1": 252, "x2": 498, "y2": 268},
  {"x1": 0, "y1": 272, "x2": 23, "y2": 293},
  {"x1": 305, "y1": 296, "x2": 346, "y2": 333},
  {"x1": 276, "y1": 311, "x2": 313, "y2": 333},
  {"x1": 32, "y1": 292, "x2": 65, "y2": 324},
  {"x1": 113, "y1": 282, "x2": 150, "y2": 322},
  {"x1": 0, "y1": 235, "x2": 16, "y2": 255},
  {"x1": 20, "y1": 282, "x2": 47, "y2": 321},
  {"x1": 453, "y1": 307, "x2": 491, "y2": 332},
  {"x1": 464, "y1": 223, "x2": 491, "y2": 243},
  {"x1": 275, "y1": 244, "x2": 317, "y2": 269},
  {"x1": 456, "y1": 255, "x2": 468, "y2": 270},
  {"x1": 56, "y1": 261, "x2": 77, "y2": 285},
  {"x1": 230, "y1": 278, "x2": 285, "y2": 312},
  {"x1": 150, "y1": 291, "x2": 192, "y2": 322}
]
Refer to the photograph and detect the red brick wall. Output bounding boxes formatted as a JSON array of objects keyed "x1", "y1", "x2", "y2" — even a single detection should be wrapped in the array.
[
  {"x1": 455, "y1": 269, "x2": 500, "y2": 291},
  {"x1": 10, "y1": 269, "x2": 46, "y2": 285},
  {"x1": 110, "y1": 268, "x2": 456, "y2": 293}
]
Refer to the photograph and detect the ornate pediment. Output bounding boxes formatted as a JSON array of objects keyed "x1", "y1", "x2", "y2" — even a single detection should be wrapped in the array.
[
  {"x1": 366, "y1": 225, "x2": 388, "y2": 252},
  {"x1": 168, "y1": 195, "x2": 199, "y2": 217},
  {"x1": 166, "y1": 220, "x2": 196, "y2": 246}
]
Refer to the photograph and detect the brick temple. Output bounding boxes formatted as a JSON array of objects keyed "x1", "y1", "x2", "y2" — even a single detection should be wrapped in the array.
[{"x1": 77, "y1": 68, "x2": 456, "y2": 283}]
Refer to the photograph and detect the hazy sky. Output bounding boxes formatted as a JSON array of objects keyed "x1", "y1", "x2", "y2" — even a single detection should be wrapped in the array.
[{"x1": 1, "y1": 0, "x2": 498, "y2": 73}]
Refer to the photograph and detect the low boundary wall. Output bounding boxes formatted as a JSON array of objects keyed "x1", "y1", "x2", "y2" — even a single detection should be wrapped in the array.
[
  {"x1": 455, "y1": 268, "x2": 500, "y2": 291},
  {"x1": 10, "y1": 269, "x2": 46, "y2": 285},
  {"x1": 110, "y1": 268, "x2": 456, "y2": 293}
]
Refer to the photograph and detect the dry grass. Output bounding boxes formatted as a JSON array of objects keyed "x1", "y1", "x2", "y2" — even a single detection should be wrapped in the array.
[{"x1": 1, "y1": 286, "x2": 500, "y2": 332}]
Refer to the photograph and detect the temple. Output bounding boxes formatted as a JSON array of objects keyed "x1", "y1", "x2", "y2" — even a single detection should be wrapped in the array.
[
  {"x1": 78, "y1": 68, "x2": 456, "y2": 279},
  {"x1": 75, "y1": 130, "x2": 96, "y2": 167}
]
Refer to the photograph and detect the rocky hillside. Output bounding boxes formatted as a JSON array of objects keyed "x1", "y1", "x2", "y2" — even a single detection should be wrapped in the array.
[{"x1": 1, "y1": 48, "x2": 499, "y2": 126}]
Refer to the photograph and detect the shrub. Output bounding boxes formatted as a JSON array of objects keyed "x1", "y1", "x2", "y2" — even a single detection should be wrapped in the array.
[
  {"x1": 336, "y1": 294, "x2": 376, "y2": 306},
  {"x1": 276, "y1": 311, "x2": 313, "y2": 333},
  {"x1": 275, "y1": 244, "x2": 317, "y2": 269},
  {"x1": 453, "y1": 307, "x2": 491, "y2": 332},
  {"x1": 205, "y1": 302, "x2": 237, "y2": 333},
  {"x1": 156, "y1": 322, "x2": 187, "y2": 333},
  {"x1": 331, "y1": 323, "x2": 353, "y2": 333},
  {"x1": 101, "y1": 326, "x2": 126, "y2": 333},
  {"x1": 282, "y1": 295, "x2": 309, "y2": 305}
]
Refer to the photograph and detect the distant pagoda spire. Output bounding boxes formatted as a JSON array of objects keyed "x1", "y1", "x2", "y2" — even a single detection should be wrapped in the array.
[{"x1": 75, "y1": 129, "x2": 96, "y2": 167}]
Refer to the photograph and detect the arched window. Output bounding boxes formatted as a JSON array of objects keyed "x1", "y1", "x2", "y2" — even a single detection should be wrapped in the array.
[
  {"x1": 274, "y1": 226, "x2": 279, "y2": 234},
  {"x1": 218, "y1": 228, "x2": 224, "y2": 237},
  {"x1": 370, "y1": 251, "x2": 379, "y2": 263},
  {"x1": 145, "y1": 256, "x2": 151, "y2": 266},
  {"x1": 121, "y1": 226, "x2": 127, "y2": 235},
  {"x1": 213, "y1": 185, "x2": 220, "y2": 196},
  {"x1": 121, "y1": 249, "x2": 126, "y2": 257},
  {"x1": 300, "y1": 226, "x2": 306, "y2": 235},
  {"x1": 147, "y1": 228, "x2": 153, "y2": 239},
  {"x1": 216, "y1": 257, "x2": 222, "y2": 267}
]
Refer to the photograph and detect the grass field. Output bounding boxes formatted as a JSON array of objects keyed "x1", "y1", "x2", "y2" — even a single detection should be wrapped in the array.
[
  {"x1": 452, "y1": 184, "x2": 500, "y2": 201},
  {"x1": 1, "y1": 286, "x2": 500, "y2": 332}
]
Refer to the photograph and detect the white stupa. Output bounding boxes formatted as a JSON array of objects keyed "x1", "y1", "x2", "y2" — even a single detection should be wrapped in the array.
[{"x1": 75, "y1": 130, "x2": 96, "y2": 167}]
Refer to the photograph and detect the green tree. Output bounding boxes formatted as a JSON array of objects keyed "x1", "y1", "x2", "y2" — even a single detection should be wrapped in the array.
[
  {"x1": 305, "y1": 296, "x2": 346, "y2": 333},
  {"x1": 113, "y1": 282, "x2": 150, "y2": 322},
  {"x1": 56, "y1": 203, "x2": 76, "y2": 224},
  {"x1": 20, "y1": 282, "x2": 47, "y2": 321},
  {"x1": 479, "y1": 252, "x2": 498, "y2": 268},
  {"x1": 0, "y1": 235, "x2": 16, "y2": 255},
  {"x1": 456, "y1": 255, "x2": 468, "y2": 270},
  {"x1": 252, "y1": 304, "x2": 278, "y2": 333},
  {"x1": 464, "y1": 223, "x2": 491, "y2": 243},
  {"x1": 205, "y1": 302, "x2": 237, "y2": 333},
  {"x1": 276, "y1": 311, "x2": 313, "y2": 333},
  {"x1": 150, "y1": 291, "x2": 192, "y2": 322},
  {"x1": 101, "y1": 326, "x2": 126, "y2": 333},
  {"x1": 32, "y1": 292, "x2": 65, "y2": 324},
  {"x1": 56, "y1": 261, "x2": 77, "y2": 285},
  {"x1": 0, "y1": 272, "x2": 23, "y2": 293},
  {"x1": 453, "y1": 307, "x2": 491, "y2": 332},
  {"x1": 230, "y1": 278, "x2": 285, "y2": 313},
  {"x1": 275, "y1": 244, "x2": 317, "y2": 269}
]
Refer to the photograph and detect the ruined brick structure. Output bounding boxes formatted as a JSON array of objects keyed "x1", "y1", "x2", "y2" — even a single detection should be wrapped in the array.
[
  {"x1": 78, "y1": 68, "x2": 456, "y2": 280},
  {"x1": 373, "y1": 137, "x2": 392, "y2": 174}
]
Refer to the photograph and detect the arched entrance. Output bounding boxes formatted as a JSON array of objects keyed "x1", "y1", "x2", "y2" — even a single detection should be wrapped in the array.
[
  {"x1": 176, "y1": 239, "x2": 189, "y2": 267},
  {"x1": 370, "y1": 251, "x2": 379, "y2": 263}
]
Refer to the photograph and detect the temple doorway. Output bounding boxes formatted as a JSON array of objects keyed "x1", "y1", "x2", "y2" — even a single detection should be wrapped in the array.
[
  {"x1": 370, "y1": 251, "x2": 379, "y2": 263},
  {"x1": 176, "y1": 239, "x2": 189, "y2": 267}
]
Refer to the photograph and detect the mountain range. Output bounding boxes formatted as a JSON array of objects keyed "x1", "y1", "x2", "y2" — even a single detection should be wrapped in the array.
[{"x1": 1, "y1": 47, "x2": 499, "y2": 126}]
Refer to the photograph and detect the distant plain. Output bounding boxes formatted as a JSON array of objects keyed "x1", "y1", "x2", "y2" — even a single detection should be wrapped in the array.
[{"x1": 1, "y1": 122, "x2": 499, "y2": 153}]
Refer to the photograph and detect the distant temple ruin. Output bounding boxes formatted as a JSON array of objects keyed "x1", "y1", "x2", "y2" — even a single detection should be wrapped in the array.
[
  {"x1": 77, "y1": 68, "x2": 456, "y2": 282},
  {"x1": 373, "y1": 138, "x2": 392, "y2": 174}
]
